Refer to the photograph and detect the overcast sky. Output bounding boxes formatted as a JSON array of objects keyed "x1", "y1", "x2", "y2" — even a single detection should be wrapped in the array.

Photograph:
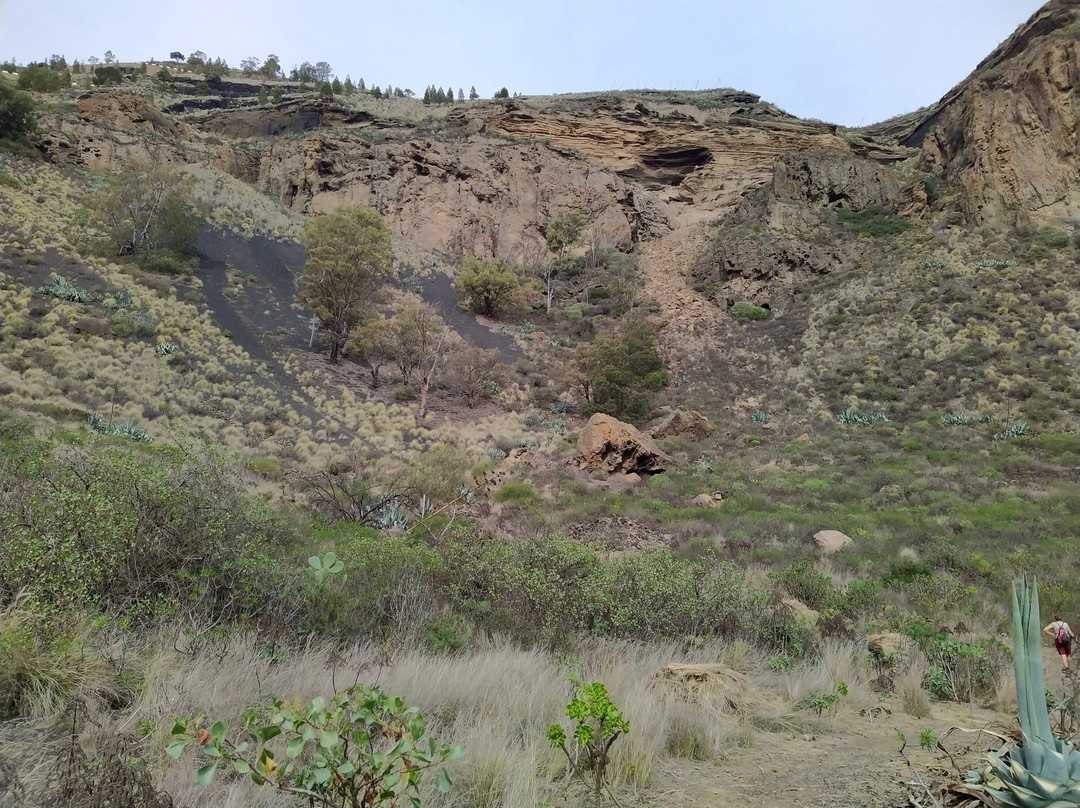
[{"x1": 1, "y1": 0, "x2": 1046, "y2": 126}]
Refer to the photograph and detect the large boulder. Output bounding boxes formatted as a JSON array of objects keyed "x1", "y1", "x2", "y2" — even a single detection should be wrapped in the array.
[
  {"x1": 813, "y1": 529, "x2": 852, "y2": 553},
  {"x1": 575, "y1": 413, "x2": 671, "y2": 475},
  {"x1": 649, "y1": 408, "x2": 715, "y2": 441}
]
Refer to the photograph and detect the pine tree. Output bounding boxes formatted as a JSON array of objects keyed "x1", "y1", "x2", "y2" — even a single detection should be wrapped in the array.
[
  {"x1": 457, "y1": 87, "x2": 465, "y2": 102},
  {"x1": 436, "y1": 86, "x2": 447, "y2": 104},
  {"x1": 272, "y1": 85, "x2": 283, "y2": 104},
  {"x1": 469, "y1": 85, "x2": 478, "y2": 100},
  {"x1": 343, "y1": 75, "x2": 354, "y2": 94},
  {"x1": 258, "y1": 85, "x2": 267, "y2": 105},
  {"x1": 332, "y1": 77, "x2": 342, "y2": 94},
  {"x1": 357, "y1": 77, "x2": 365, "y2": 91}
]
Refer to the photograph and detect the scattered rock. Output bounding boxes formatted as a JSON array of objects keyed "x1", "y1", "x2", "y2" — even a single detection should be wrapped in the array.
[
  {"x1": 623, "y1": 472, "x2": 641, "y2": 483},
  {"x1": 650, "y1": 664, "x2": 768, "y2": 713},
  {"x1": 565, "y1": 514, "x2": 669, "y2": 551},
  {"x1": 575, "y1": 413, "x2": 671, "y2": 475},
  {"x1": 793, "y1": 433, "x2": 811, "y2": 443},
  {"x1": 691, "y1": 492, "x2": 725, "y2": 508},
  {"x1": 782, "y1": 597, "x2": 820, "y2": 627},
  {"x1": 813, "y1": 529, "x2": 852, "y2": 553},
  {"x1": 867, "y1": 633, "x2": 903, "y2": 659},
  {"x1": 73, "y1": 317, "x2": 111, "y2": 336},
  {"x1": 650, "y1": 408, "x2": 715, "y2": 441}
]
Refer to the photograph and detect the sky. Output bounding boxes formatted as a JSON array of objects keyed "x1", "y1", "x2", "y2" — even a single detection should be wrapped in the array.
[{"x1": 0, "y1": 0, "x2": 1047, "y2": 126}]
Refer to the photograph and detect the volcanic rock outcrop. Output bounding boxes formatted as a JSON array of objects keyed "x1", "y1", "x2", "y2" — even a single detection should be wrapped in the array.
[
  {"x1": 865, "y1": 0, "x2": 1079, "y2": 224},
  {"x1": 575, "y1": 413, "x2": 672, "y2": 475}
]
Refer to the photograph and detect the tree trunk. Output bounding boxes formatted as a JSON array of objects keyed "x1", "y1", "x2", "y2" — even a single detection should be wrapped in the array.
[{"x1": 418, "y1": 376, "x2": 431, "y2": 419}]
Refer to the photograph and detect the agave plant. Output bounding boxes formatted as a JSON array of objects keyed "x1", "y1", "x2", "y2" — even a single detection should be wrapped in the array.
[
  {"x1": 978, "y1": 576, "x2": 1080, "y2": 807},
  {"x1": 995, "y1": 421, "x2": 1031, "y2": 441}
]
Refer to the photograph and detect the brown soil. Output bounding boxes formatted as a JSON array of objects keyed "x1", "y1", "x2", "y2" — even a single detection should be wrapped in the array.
[{"x1": 646, "y1": 699, "x2": 1007, "y2": 808}]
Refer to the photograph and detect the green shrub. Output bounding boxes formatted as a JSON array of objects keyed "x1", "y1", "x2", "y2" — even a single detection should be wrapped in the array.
[
  {"x1": 731, "y1": 301, "x2": 769, "y2": 323},
  {"x1": 420, "y1": 613, "x2": 469, "y2": 654},
  {"x1": 456, "y1": 256, "x2": 520, "y2": 316},
  {"x1": 301, "y1": 527, "x2": 438, "y2": 638},
  {"x1": 1034, "y1": 226, "x2": 1069, "y2": 250},
  {"x1": 577, "y1": 315, "x2": 667, "y2": 424},
  {"x1": 91, "y1": 65, "x2": 124, "y2": 87},
  {"x1": 171, "y1": 685, "x2": 464, "y2": 805},
  {"x1": 924, "y1": 637, "x2": 1010, "y2": 702},
  {"x1": 0, "y1": 414, "x2": 298, "y2": 625},
  {"x1": 17, "y1": 64, "x2": 70, "y2": 93},
  {"x1": 135, "y1": 249, "x2": 188, "y2": 275},
  {"x1": 110, "y1": 313, "x2": 132, "y2": 337},
  {"x1": 770, "y1": 559, "x2": 836, "y2": 610},
  {"x1": 1, "y1": 78, "x2": 37, "y2": 147},
  {"x1": 246, "y1": 457, "x2": 281, "y2": 477},
  {"x1": 392, "y1": 384, "x2": 416, "y2": 402},
  {"x1": 836, "y1": 205, "x2": 911, "y2": 236},
  {"x1": 492, "y1": 481, "x2": 539, "y2": 506}
]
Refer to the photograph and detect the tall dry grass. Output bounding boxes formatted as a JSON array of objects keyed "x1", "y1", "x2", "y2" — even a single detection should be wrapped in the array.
[{"x1": 4, "y1": 626, "x2": 898, "y2": 807}]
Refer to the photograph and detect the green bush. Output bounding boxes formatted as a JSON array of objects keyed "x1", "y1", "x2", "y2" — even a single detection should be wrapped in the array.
[
  {"x1": 836, "y1": 205, "x2": 911, "y2": 237},
  {"x1": 0, "y1": 414, "x2": 298, "y2": 625},
  {"x1": 491, "y1": 481, "x2": 539, "y2": 506},
  {"x1": 770, "y1": 559, "x2": 836, "y2": 610},
  {"x1": 924, "y1": 637, "x2": 1010, "y2": 702},
  {"x1": 456, "y1": 256, "x2": 519, "y2": 316},
  {"x1": 392, "y1": 384, "x2": 416, "y2": 402},
  {"x1": 300, "y1": 526, "x2": 438, "y2": 639},
  {"x1": 17, "y1": 64, "x2": 70, "y2": 93},
  {"x1": 110, "y1": 313, "x2": 132, "y2": 337},
  {"x1": 0, "y1": 78, "x2": 36, "y2": 145},
  {"x1": 731, "y1": 301, "x2": 769, "y2": 323},
  {"x1": 92, "y1": 65, "x2": 124, "y2": 86},
  {"x1": 1034, "y1": 226, "x2": 1069, "y2": 250},
  {"x1": 420, "y1": 613, "x2": 469, "y2": 654},
  {"x1": 577, "y1": 315, "x2": 667, "y2": 424}
]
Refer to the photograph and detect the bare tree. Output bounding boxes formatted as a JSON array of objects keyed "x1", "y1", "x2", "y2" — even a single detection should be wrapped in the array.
[
  {"x1": 447, "y1": 347, "x2": 503, "y2": 406},
  {"x1": 389, "y1": 301, "x2": 452, "y2": 418}
]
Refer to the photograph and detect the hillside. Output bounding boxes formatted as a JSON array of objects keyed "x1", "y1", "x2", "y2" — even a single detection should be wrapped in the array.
[{"x1": 0, "y1": 3, "x2": 1078, "y2": 808}]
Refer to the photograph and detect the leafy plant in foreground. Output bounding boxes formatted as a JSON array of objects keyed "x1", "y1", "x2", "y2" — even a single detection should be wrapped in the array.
[
  {"x1": 967, "y1": 576, "x2": 1080, "y2": 807},
  {"x1": 169, "y1": 684, "x2": 464, "y2": 808},
  {"x1": 547, "y1": 680, "x2": 629, "y2": 807}
]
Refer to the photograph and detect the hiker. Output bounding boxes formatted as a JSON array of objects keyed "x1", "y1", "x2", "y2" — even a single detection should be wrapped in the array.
[{"x1": 1044, "y1": 614, "x2": 1073, "y2": 671}]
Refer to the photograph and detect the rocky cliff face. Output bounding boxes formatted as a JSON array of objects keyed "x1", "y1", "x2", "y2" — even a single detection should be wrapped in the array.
[
  {"x1": 35, "y1": 1, "x2": 1076, "y2": 266},
  {"x1": 867, "y1": 0, "x2": 1079, "y2": 224},
  {"x1": 252, "y1": 130, "x2": 672, "y2": 258},
  {"x1": 448, "y1": 93, "x2": 851, "y2": 215}
]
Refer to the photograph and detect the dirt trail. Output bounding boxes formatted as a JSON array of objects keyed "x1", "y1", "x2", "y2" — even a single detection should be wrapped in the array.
[
  {"x1": 645, "y1": 651, "x2": 1076, "y2": 808},
  {"x1": 648, "y1": 699, "x2": 1009, "y2": 808}
]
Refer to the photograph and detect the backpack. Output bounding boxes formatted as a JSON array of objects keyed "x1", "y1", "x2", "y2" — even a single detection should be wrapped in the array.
[{"x1": 1056, "y1": 623, "x2": 1072, "y2": 643}]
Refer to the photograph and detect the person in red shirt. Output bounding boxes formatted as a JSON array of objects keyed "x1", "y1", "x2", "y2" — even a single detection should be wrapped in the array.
[{"x1": 1044, "y1": 615, "x2": 1073, "y2": 672}]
